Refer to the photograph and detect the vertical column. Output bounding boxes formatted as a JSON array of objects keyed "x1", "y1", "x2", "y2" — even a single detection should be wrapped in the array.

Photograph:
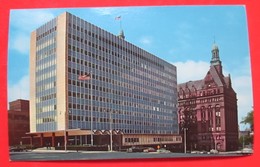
[
  {"x1": 52, "y1": 133, "x2": 55, "y2": 147},
  {"x1": 85, "y1": 135, "x2": 88, "y2": 145},
  {"x1": 64, "y1": 131, "x2": 68, "y2": 150},
  {"x1": 40, "y1": 133, "x2": 43, "y2": 147},
  {"x1": 29, "y1": 31, "x2": 37, "y2": 132},
  {"x1": 74, "y1": 136, "x2": 77, "y2": 145},
  {"x1": 80, "y1": 135, "x2": 82, "y2": 145},
  {"x1": 30, "y1": 136, "x2": 34, "y2": 148}
]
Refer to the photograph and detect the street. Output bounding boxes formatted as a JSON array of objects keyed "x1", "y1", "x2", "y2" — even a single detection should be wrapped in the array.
[{"x1": 10, "y1": 150, "x2": 245, "y2": 161}]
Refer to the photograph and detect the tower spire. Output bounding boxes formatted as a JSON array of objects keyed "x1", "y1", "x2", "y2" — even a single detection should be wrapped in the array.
[
  {"x1": 210, "y1": 42, "x2": 223, "y2": 75},
  {"x1": 210, "y1": 42, "x2": 221, "y2": 66}
]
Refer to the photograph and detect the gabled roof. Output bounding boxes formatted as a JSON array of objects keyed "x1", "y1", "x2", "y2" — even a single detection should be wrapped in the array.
[
  {"x1": 208, "y1": 65, "x2": 225, "y2": 87},
  {"x1": 178, "y1": 65, "x2": 231, "y2": 91}
]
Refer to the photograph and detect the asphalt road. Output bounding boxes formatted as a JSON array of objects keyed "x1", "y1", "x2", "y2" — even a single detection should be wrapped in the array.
[{"x1": 10, "y1": 151, "x2": 245, "y2": 161}]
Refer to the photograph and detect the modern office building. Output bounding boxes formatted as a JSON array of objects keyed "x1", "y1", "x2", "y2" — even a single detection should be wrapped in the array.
[
  {"x1": 29, "y1": 12, "x2": 181, "y2": 148},
  {"x1": 177, "y1": 44, "x2": 239, "y2": 152},
  {"x1": 8, "y1": 99, "x2": 30, "y2": 146}
]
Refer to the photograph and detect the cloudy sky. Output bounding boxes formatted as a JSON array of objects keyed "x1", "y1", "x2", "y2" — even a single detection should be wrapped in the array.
[{"x1": 8, "y1": 6, "x2": 252, "y2": 129}]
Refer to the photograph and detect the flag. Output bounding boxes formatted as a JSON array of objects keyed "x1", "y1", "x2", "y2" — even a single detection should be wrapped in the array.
[
  {"x1": 115, "y1": 16, "x2": 121, "y2": 20},
  {"x1": 78, "y1": 74, "x2": 91, "y2": 81}
]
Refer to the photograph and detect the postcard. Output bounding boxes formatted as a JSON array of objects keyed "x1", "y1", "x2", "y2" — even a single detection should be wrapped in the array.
[{"x1": 2, "y1": 2, "x2": 258, "y2": 167}]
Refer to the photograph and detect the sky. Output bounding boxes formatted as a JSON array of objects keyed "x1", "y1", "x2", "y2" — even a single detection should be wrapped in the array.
[{"x1": 8, "y1": 6, "x2": 252, "y2": 130}]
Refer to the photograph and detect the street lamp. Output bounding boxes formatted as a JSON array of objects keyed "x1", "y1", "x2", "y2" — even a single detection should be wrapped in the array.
[
  {"x1": 64, "y1": 110, "x2": 67, "y2": 152},
  {"x1": 63, "y1": 110, "x2": 72, "y2": 151},
  {"x1": 109, "y1": 110, "x2": 113, "y2": 152},
  {"x1": 183, "y1": 128, "x2": 188, "y2": 153}
]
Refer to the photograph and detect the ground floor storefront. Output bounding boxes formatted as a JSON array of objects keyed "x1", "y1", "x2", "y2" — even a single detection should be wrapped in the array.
[{"x1": 26, "y1": 129, "x2": 183, "y2": 152}]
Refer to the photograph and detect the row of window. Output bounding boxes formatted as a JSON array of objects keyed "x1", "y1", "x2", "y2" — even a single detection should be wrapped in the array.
[
  {"x1": 36, "y1": 104, "x2": 56, "y2": 113},
  {"x1": 36, "y1": 56, "x2": 56, "y2": 72},
  {"x1": 153, "y1": 137, "x2": 174, "y2": 142},
  {"x1": 69, "y1": 115, "x2": 172, "y2": 127},
  {"x1": 36, "y1": 37, "x2": 56, "y2": 53},
  {"x1": 68, "y1": 100, "x2": 173, "y2": 119},
  {"x1": 200, "y1": 97, "x2": 222, "y2": 103},
  {"x1": 36, "y1": 47, "x2": 56, "y2": 62},
  {"x1": 125, "y1": 138, "x2": 139, "y2": 143},
  {"x1": 36, "y1": 26, "x2": 57, "y2": 41},
  {"x1": 179, "y1": 97, "x2": 222, "y2": 106},
  {"x1": 68, "y1": 103, "x2": 173, "y2": 121},
  {"x1": 36, "y1": 82, "x2": 56, "y2": 93},
  {"x1": 124, "y1": 136, "x2": 181, "y2": 143},
  {"x1": 179, "y1": 88, "x2": 221, "y2": 99},
  {"x1": 68, "y1": 87, "x2": 171, "y2": 107},
  {"x1": 200, "y1": 135, "x2": 221, "y2": 142}
]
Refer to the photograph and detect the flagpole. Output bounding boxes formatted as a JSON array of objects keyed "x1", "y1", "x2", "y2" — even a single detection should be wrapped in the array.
[
  {"x1": 115, "y1": 16, "x2": 122, "y2": 31},
  {"x1": 120, "y1": 19, "x2": 122, "y2": 31},
  {"x1": 78, "y1": 73, "x2": 93, "y2": 146},
  {"x1": 90, "y1": 72, "x2": 93, "y2": 146}
]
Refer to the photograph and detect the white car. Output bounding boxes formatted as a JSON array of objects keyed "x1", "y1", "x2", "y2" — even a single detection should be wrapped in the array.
[
  {"x1": 209, "y1": 149, "x2": 219, "y2": 154},
  {"x1": 191, "y1": 151, "x2": 200, "y2": 154},
  {"x1": 157, "y1": 148, "x2": 171, "y2": 153},
  {"x1": 241, "y1": 148, "x2": 253, "y2": 155}
]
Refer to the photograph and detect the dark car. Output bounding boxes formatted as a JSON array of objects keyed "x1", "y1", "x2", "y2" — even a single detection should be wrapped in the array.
[
  {"x1": 126, "y1": 146, "x2": 145, "y2": 153},
  {"x1": 9, "y1": 146, "x2": 27, "y2": 152}
]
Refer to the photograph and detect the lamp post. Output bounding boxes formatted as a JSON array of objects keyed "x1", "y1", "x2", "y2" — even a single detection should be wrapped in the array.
[
  {"x1": 64, "y1": 129, "x2": 67, "y2": 151},
  {"x1": 183, "y1": 128, "x2": 188, "y2": 153},
  {"x1": 63, "y1": 110, "x2": 72, "y2": 151},
  {"x1": 214, "y1": 137, "x2": 217, "y2": 150},
  {"x1": 64, "y1": 110, "x2": 67, "y2": 152},
  {"x1": 109, "y1": 110, "x2": 113, "y2": 152},
  {"x1": 90, "y1": 73, "x2": 93, "y2": 146}
]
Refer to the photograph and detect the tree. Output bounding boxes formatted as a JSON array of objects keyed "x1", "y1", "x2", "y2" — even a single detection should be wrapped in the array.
[
  {"x1": 241, "y1": 110, "x2": 254, "y2": 131},
  {"x1": 240, "y1": 110, "x2": 254, "y2": 146}
]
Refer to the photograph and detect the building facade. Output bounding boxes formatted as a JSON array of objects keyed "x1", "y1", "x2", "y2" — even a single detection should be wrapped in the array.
[
  {"x1": 8, "y1": 99, "x2": 30, "y2": 146},
  {"x1": 177, "y1": 44, "x2": 239, "y2": 152},
  {"x1": 29, "y1": 12, "x2": 180, "y2": 148}
]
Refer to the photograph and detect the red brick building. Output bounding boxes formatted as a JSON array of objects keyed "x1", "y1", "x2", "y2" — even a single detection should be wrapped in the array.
[
  {"x1": 178, "y1": 44, "x2": 239, "y2": 152},
  {"x1": 8, "y1": 99, "x2": 30, "y2": 146}
]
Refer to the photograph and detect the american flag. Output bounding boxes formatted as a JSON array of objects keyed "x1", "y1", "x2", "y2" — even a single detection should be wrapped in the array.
[
  {"x1": 78, "y1": 74, "x2": 91, "y2": 80},
  {"x1": 115, "y1": 16, "x2": 121, "y2": 20}
]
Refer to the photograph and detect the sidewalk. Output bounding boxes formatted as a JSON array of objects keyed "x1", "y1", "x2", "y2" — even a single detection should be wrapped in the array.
[{"x1": 31, "y1": 147, "x2": 116, "y2": 154}]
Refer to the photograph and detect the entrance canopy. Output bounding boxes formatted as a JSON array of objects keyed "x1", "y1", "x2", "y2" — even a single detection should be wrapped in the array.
[{"x1": 26, "y1": 129, "x2": 92, "y2": 137}]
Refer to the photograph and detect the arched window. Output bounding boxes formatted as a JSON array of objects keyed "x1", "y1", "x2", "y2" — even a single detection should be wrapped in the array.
[{"x1": 201, "y1": 106, "x2": 206, "y2": 122}]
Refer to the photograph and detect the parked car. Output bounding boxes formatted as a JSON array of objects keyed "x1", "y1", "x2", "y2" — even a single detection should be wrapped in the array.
[
  {"x1": 157, "y1": 148, "x2": 171, "y2": 153},
  {"x1": 9, "y1": 146, "x2": 27, "y2": 152},
  {"x1": 199, "y1": 150, "x2": 208, "y2": 154},
  {"x1": 241, "y1": 148, "x2": 253, "y2": 155},
  {"x1": 126, "y1": 147, "x2": 145, "y2": 153},
  {"x1": 209, "y1": 149, "x2": 219, "y2": 154},
  {"x1": 191, "y1": 150, "x2": 200, "y2": 154},
  {"x1": 143, "y1": 147, "x2": 156, "y2": 153}
]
